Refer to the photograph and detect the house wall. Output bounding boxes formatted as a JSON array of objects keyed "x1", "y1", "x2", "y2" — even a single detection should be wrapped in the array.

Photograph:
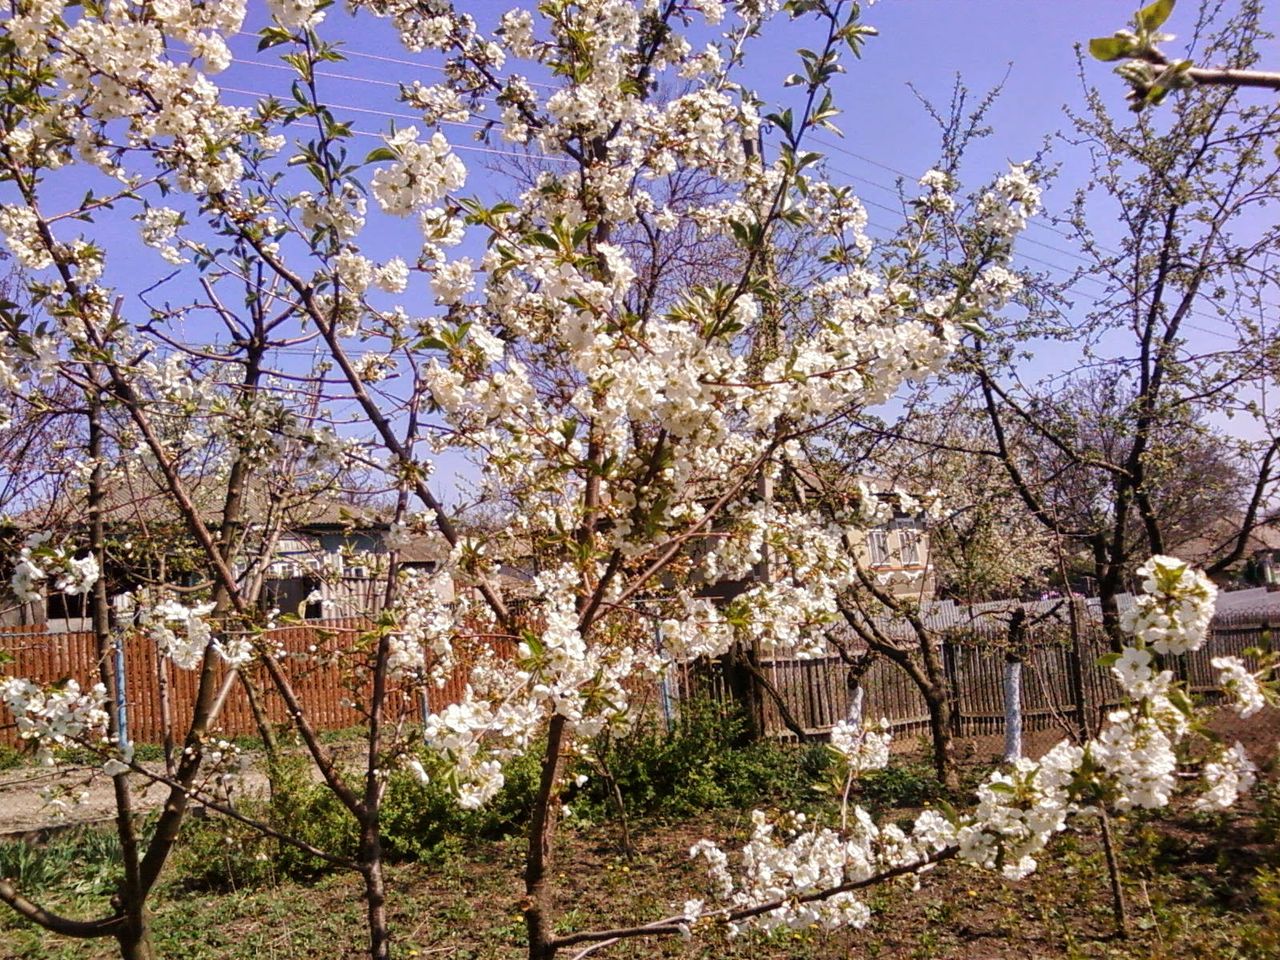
[{"x1": 846, "y1": 519, "x2": 935, "y2": 600}]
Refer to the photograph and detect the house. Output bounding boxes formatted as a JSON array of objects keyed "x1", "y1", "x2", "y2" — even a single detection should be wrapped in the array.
[
  {"x1": 1, "y1": 477, "x2": 454, "y2": 629},
  {"x1": 787, "y1": 465, "x2": 936, "y2": 601},
  {"x1": 1168, "y1": 513, "x2": 1280, "y2": 590},
  {"x1": 686, "y1": 468, "x2": 935, "y2": 604}
]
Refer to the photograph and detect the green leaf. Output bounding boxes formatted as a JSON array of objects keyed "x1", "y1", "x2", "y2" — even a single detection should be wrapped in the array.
[
  {"x1": 1167, "y1": 687, "x2": 1194, "y2": 717},
  {"x1": 257, "y1": 26, "x2": 293, "y2": 51},
  {"x1": 1096, "y1": 652, "x2": 1121, "y2": 667},
  {"x1": 1137, "y1": 0, "x2": 1175, "y2": 33},
  {"x1": 934, "y1": 798, "x2": 960, "y2": 825},
  {"x1": 1089, "y1": 35, "x2": 1135, "y2": 61},
  {"x1": 529, "y1": 231, "x2": 560, "y2": 251},
  {"x1": 363, "y1": 146, "x2": 396, "y2": 163}
]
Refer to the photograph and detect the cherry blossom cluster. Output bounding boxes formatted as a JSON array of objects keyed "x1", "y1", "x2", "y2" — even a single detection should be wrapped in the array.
[
  {"x1": 8, "y1": 532, "x2": 100, "y2": 604},
  {"x1": 688, "y1": 806, "x2": 954, "y2": 937},
  {"x1": 829, "y1": 717, "x2": 892, "y2": 778},
  {"x1": 1212, "y1": 655, "x2": 1268, "y2": 718},
  {"x1": 0, "y1": 676, "x2": 109, "y2": 767},
  {"x1": 421, "y1": 564, "x2": 658, "y2": 807},
  {"x1": 386, "y1": 568, "x2": 457, "y2": 685},
  {"x1": 134, "y1": 596, "x2": 250, "y2": 669},
  {"x1": 1119, "y1": 554, "x2": 1217, "y2": 654}
]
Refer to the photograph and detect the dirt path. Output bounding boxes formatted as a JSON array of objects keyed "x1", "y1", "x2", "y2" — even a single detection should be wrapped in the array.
[{"x1": 0, "y1": 758, "x2": 277, "y2": 838}]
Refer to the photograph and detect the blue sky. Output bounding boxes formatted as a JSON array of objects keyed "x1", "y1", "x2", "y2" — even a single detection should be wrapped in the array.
[
  {"x1": 17, "y1": 1, "x2": 1275, "y2": 504},
  {"x1": 215, "y1": 1, "x2": 1273, "y2": 499}
]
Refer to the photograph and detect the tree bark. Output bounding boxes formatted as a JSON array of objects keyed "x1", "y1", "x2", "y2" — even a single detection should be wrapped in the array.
[
  {"x1": 1003, "y1": 607, "x2": 1027, "y2": 763},
  {"x1": 525, "y1": 715, "x2": 569, "y2": 960},
  {"x1": 360, "y1": 824, "x2": 391, "y2": 960},
  {"x1": 923, "y1": 686, "x2": 959, "y2": 792},
  {"x1": 1002, "y1": 658, "x2": 1023, "y2": 763},
  {"x1": 919, "y1": 640, "x2": 959, "y2": 792},
  {"x1": 115, "y1": 915, "x2": 156, "y2": 960},
  {"x1": 90, "y1": 391, "x2": 154, "y2": 960}
]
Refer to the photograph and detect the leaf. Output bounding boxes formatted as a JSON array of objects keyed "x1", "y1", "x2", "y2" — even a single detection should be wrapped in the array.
[
  {"x1": 1137, "y1": 0, "x2": 1175, "y2": 33},
  {"x1": 1089, "y1": 36, "x2": 1135, "y2": 61},
  {"x1": 363, "y1": 146, "x2": 396, "y2": 164},
  {"x1": 1167, "y1": 687, "x2": 1194, "y2": 717},
  {"x1": 934, "y1": 798, "x2": 960, "y2": 825},
  {"x1": 257, "y1": 26, "x2": 293, "y2": 51}
]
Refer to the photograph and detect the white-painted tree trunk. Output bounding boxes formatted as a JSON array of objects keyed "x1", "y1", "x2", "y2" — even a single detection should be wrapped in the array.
[
  {"x1": 847, "y1": 683, "x2": 864, "y2": 729},
  {"x1": 1003, "y1": 658, "x2": 1023, "y2": 762}
]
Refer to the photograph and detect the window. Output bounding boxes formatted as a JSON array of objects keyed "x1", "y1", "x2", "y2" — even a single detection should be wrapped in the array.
[
  {"x1": 898, "y1": 528, "x2": 922, "y2": 566},
  {"x1": 867, "y1": 529, "x2": 890, "y2": 566},
  {"x1": 46, "y1": 590, "x2": 87, "y2": 621}
]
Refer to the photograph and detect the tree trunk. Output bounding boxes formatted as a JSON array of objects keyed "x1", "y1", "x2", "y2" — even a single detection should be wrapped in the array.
[
  {"x1": 115, "y1": 914, "x2": 155, "y2": 960},
  {"x1": 847, "y1": 682, "x2": 864, "y2": 727},
  {"x1": 1002, "y1": 657, "x2": 1023, "y2": 763},
  {"x1": 525, "y1": 715, "x2": 569, "y2": 960},
  {"x1": 724, "y1": 642, "x2": 765, "y2": 743},
  {"x1": 360, "y1": 824, "x2": 391, "y2": 960},
  {"x1": 918, "y1": 641, "x2": 959, "y2": 792},
  {"x1": 239, "y1": 668, "x2": 282, "y2": 794},
  {"x1": 1095, "y1": 554, "x2": 1126, "y2": 653},
  {"x1": 91, "y1": 393, "x2": 153, "y2": 960},
  {"x1": 924, "y1": 688, "x2": 959, "y2": 792},
  {"x1": 1003, "y1": 608, "x2": 1027, "y2": 763}
]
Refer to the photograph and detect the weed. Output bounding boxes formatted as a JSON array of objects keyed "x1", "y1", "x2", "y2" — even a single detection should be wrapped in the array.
[
  {"x1": 0, "y1": 826, "x2": 123, "y2": 899},
  {"x1": 856, "y1": 759, "x2": 944, "y2": 811},
  {"x1": 576, "y1": 698, "x2": 829, "y2": 821}
]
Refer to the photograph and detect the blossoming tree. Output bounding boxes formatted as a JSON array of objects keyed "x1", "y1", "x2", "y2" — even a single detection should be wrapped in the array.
[{"x1": 0, "y1": 1, "x2": 1274, "y2": 960}]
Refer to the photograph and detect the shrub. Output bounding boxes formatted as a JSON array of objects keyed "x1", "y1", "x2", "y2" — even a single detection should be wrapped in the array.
[
  {"x1": 381, "y1": 747, "x2": 543, "y2": 863},
  {"x1": 171, "y1": 755, "x2": 356, "y2": 891},
  {"x1": 576, "y1": 698, "x2": 829, "y2": 821},
  {"x1": 855, "y1": 759, "x2": 944, "y2": 811},
  {"x1": 172, "y1": 745, "x2": 546, "y2": 888}
]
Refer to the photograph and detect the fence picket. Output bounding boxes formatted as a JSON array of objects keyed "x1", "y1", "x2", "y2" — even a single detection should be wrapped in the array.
[{"x1": 0, "y1": 612, "x2": 1273, "y2": 749}]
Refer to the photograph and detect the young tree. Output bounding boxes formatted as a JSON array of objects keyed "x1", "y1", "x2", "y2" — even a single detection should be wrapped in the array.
[{"x1": 0, "y1": 3, "x2": 1274, "y2": 960}]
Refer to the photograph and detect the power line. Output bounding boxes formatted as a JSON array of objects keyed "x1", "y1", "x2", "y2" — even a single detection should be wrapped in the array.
[
  {"x1": 815, "y1": 132, "x2": 1280, "y2": 319},
  {"x1": 223, "y1": 65, "x2": 1258, "y2": 333},
  {"x1": 219, "y1": 87, "x2": 565, "y2": 162},
  {"x1": 228, "y1": 60, "x2": 506, "y2": 136},
  {"x1": 230, "y1": 31, "x2": 559, "y2": 91},
  {"x1": 824, "y1": 162, "x2": 1253, "y2": 345},
  {"x1": 812, "y1": 133, "x2": 1096, "y2": 252},
  {"x1": 197, "y1": 57, "x2": 1276, "y2": 348},
  {"x1": 220, "y1": 49, "x2": 1276, "y2": 322}
]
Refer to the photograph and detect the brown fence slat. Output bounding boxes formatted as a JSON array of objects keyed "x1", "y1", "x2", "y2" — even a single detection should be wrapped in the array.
[{"x1": 0, "y1": 613, "x2": 1273, "y2": 749}]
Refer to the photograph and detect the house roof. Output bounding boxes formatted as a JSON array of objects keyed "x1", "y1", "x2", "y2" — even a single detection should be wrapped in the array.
[
  {"x1": 1168, "y1": 513, "x2": 1280, "y2": 569},
  {"x1": 11, "y1": 468, "x2": 388, "y2": 535}
]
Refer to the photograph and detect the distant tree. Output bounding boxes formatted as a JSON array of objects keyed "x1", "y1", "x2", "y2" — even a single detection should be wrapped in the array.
[{"x1": 965, "y1": 0, "x2": 1280, "y2": 643}]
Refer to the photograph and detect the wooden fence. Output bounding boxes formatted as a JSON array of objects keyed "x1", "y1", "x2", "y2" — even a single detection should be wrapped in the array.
[
  {"x1": 0, "y1": 619, "x2": 517, "y2": 750},
  {"x1": 0, "y1": 611, "x2": 1272, "y2": 749},
  {"x1": 738, "y1": 613, "x2": 1273, "y2": 740}
]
